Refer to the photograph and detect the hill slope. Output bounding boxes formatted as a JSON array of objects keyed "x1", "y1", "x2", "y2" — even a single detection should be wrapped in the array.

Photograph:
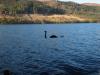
[
  {"x1": 82, "y1": 3, "x2": 100, "y2": 6},
  {"x1": 0, "y1": 0, "x2": 100, "y2": 15}
]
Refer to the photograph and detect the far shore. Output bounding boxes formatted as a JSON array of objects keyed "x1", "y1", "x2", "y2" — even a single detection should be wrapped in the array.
[{"x1": 0, "y1": 14, "x2": 99, "y2": 24}]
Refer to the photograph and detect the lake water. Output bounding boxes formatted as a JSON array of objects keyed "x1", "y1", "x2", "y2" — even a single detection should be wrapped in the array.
[{"x1": 0, "y1": 23, "x2": 100, "y2": 75}]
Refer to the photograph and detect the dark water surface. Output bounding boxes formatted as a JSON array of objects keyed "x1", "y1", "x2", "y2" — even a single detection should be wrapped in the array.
[{"x1": 0, "y1": 23, "x2": 100, "y2": 75}]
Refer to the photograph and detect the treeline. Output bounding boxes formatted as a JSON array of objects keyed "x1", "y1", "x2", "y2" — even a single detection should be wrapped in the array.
[{"x1": 0, "y1": 0, "x2": 65, "y2": 15}]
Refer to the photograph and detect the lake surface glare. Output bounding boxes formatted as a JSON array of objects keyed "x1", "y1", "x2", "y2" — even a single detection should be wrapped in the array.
[{"x1": 0, "y1": 23, "x2": 100, "y2": 75}]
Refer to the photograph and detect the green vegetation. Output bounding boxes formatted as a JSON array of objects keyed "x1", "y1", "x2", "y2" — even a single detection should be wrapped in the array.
[{"x1": 0, "y1": 0, "x2": 100, "y2": 24}]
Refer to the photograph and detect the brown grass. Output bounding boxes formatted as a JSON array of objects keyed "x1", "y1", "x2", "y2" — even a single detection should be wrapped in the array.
[{"x1": 0, "y1": 14, "x2": 94, "y2": 24}]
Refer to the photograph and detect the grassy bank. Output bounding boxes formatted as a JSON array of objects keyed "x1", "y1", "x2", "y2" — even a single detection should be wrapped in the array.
[{"x1": 0, "y1": 14, "x2": 99, "y2": 24}]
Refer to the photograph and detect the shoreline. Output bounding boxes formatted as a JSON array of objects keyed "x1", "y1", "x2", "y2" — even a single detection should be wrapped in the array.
[{"x1": 0, "y1": 14, "x2": 99, "y2": 24}]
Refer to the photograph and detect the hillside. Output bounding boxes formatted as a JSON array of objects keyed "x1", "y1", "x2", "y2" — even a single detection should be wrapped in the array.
[
  {"x1": 82, "y1": 3, "x2": 100, "y2": 6},
  {"x1": 0, "y1": 0, "x2": 100, "y2": 15},
  {"x1": 0, "y1": 0, "x2": 100, "y2": 24}
]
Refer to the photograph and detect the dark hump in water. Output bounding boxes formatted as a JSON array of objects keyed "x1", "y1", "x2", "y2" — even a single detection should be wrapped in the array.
[
  {"x1": 3, "y1": 70, "x2": 11, "y2": 75},
  {"x1": 40, "y1": 72, "x2": 49, "y2": 75},
  {"x1": 49, "y1": 35, "x2": 58, "y2": 38}
]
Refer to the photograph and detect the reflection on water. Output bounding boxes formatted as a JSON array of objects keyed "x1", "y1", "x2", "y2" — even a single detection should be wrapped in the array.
[{"x1": 0, "y1": 23, "x2": 100, "y2": 75}]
